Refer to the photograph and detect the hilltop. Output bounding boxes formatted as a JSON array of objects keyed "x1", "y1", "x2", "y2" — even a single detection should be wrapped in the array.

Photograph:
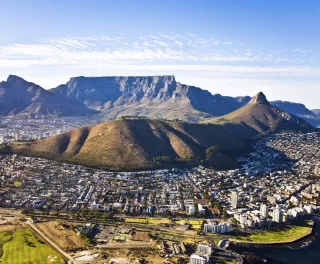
[{"x1": 9, "y1": 117, "x2": 256, "y2": 170}]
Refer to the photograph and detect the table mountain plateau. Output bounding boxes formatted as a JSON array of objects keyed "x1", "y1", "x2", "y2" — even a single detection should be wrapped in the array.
[{"x1": 50, "y1": 75, "x2": 251, "y2": 122}]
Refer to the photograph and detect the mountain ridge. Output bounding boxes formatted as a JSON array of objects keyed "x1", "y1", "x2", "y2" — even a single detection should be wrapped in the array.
[
  {"x1": 0, "y1": 75, "x2": 96, "y2": 117},
  {"x1": 1, "y1": 75, "x2": 319, "y2": 127}
]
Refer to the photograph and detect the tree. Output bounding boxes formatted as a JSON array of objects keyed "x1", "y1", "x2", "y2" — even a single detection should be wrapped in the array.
[{"x1": 222, "y1": 210, "x2": 229, "y2": 218}]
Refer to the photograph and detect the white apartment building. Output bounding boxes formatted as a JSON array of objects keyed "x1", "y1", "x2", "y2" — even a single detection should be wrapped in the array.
[
  {"x1": 260, "y1": 203, "x2": 269, "y2": 218},
  {"x1": 203, "y1": 220, "x2": 232, "y2": 234},
  {"x1": 272, "y1": 206, "x2": 282, "y2": 223},
  {"x1": 231, "y1": 191, "x2": 238, "y2": 209},
  {"x1": 190, "y1": 254, "x2": 208, "y2": 264}
]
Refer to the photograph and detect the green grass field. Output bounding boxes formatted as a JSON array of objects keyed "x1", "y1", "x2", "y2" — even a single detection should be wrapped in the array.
[
  {"x1": 0, "y1": 232, "x2": 12, "y2": 256},
  {"x1": 13, "y1": 180, "x2": 22, "y2": 187},
  {"x1": 0, "y1": 229, "x2": 65, "y2": 264},
  {"x1": 235, "y1": 223, "x2": 313, "y2": 243},
  {"x1": 156, "y1": 233, "x2": 184, "y2": 242},
  {"x1": 175, "y1": 219, "x2": 203, "y2": 230}
]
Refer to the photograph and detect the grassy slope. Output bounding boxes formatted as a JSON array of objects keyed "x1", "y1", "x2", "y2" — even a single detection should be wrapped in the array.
[
  {"x1": 10, "y1": 118, "x2": 257, "y2": 170},
  {"x1": 0, "y1": 232, "x2": 12, "y2": 257},
  {"x1": 234, "y1": 222, "x2": 313, "y2": 243},
  {"x1": 0, "y1": 229, "x2": 65, "y2": 264}
]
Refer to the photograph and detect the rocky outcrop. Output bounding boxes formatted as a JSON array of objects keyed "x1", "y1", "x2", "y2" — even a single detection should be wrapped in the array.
[{"x1": 249, "y1": 92, "x2": 270, "y2": 105}]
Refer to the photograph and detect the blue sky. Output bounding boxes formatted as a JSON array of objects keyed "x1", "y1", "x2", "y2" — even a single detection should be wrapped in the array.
[{"x1": 0, "y1": 0, "x2": 319, "y2": 108}]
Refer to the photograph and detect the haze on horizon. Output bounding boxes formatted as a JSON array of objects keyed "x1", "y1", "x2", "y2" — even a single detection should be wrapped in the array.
[{"x1": 0, "y1": 0, "x2": 319, "y2": 109}]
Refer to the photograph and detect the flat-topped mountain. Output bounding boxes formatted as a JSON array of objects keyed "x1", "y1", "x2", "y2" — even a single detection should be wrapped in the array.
[
  {"x1": 50, "y1": 75, "x2": 250, "y2": 121},
  {"x1": 8, "y1": 93, "x2": 316, "y2": 171},
  {"x1": 0, "y1": 75, "x2": 96, "y2": 117},
  {"x1": 208, "y1": 92, "x2": 315, "y2": 134}
]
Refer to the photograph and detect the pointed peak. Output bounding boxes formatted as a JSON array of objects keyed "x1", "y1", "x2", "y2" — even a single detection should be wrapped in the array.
[
  {"x1": 7, "y1": 75, "x2": 28, "y2": 84},
  {"x1": 248, "y1": 92, "x2": 270, "y2": 105}
]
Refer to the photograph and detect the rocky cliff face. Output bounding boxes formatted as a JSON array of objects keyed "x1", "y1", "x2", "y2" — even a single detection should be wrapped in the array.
[
  {"x1": 249, "y1": 92, "x2": 270, "y2": 105},
  {"x1": 51, "y1": 75, "x2": 177, "y2": 110},
  {"x1": 50, "y1": 75, "x2": 251, "y2": 120}
]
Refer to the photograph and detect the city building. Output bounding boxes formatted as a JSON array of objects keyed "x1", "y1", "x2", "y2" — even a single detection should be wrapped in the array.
[
  {"x1": 272, "y1": 206, "x2": 282, "y2": 223},
  {"x1": 203, "y1": 221, "x2": 232, "y2": 234},
  {"x1": 190, "y1": 254, "x2": 208, "y2": 264},
  {"x1": 260, "y1": 204, "x2": 269, "y2": 218},
  {"x1": 197, "y1": 244, "x2": 212, "y2": 256},
  {"x1": 230, "y1": 191, "x2": 238, "y2": 209}
]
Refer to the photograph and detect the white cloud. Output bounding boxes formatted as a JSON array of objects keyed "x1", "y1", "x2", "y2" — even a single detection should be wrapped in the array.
[{"x1": 1, "y1": 33, "x2": 310, "y2": 69}]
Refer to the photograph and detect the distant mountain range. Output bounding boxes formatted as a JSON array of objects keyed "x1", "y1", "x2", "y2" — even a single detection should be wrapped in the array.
[
  {"x1": 0, "y1": 75, "x2": 96, "y2": 117},
  {"x1": 8, "y1": 92, "x2": 316, "y2": 171},
  {"x1": 0, "y1": 75, "x2": 319, "y2": 127}
]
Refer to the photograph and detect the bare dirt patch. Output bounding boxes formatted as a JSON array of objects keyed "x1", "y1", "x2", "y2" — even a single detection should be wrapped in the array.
[
  {"x1": 0, "y1": 225, "x2": 17, "y2": 232},
  {"x1": 37, "y1": 221, "x2": 86, "y2": 250}
]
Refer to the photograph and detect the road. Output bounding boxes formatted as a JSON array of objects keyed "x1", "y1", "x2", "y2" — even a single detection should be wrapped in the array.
[{"x1": 26, "y1": 220, "x2": 77, "y2": 264}]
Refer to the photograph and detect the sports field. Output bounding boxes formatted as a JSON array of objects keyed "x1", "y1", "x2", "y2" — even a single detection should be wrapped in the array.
[
  {"x1": 113, "y1": 234, "x2": 128, "y2": 242},
  {"x1": 131, "y1": 231, "x2": 149, "y2": 241},
  {"x1": 0, "y1": 228, "x2": 65, "y2": 264},
  {"x1": 175, "y1": 219, "x2": 203, "y2": 230}
]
